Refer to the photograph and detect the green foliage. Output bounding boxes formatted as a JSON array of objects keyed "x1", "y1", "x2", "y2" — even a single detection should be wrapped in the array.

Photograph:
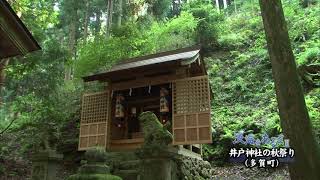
[
  {"x1": 145, "y1": 12, "x2": 198, "y2": 52},
  {"x1": 75, "y1": 2, "x2": 225, "y2": 78},
  {"x1": 2, "y1": 0, "x2": 320, "y2": 177},
  {"x1": 75, "y1": 12, "x2": 199, "y2": 78},
  {"x1": 182, "y1": 1, "x2": 224, "y2": 49},
  {"x1": 283, "y1": 0, "x2": 320, "y2": 67},
  {"x1": 296, "y1": 47, "x2": 320, "y2": 65},
  {"x1": 68, "y1": 148, "x2": 121, "y2": 180},
  {"x1": 137, "y1": 111, "x2": 173, "y2": 157},
  {"x1": 305, "y1": 89, "x2": 320, "y2": 144},
  {"x1": 75, "y1": 35, "x2": 139, "y2": 78},
  {"x1": 85, "y1": 147, "x2": 108, "y2": 164},
  {"x1": 145, "y1": 0, "x2": 172, "y2": 19},
  {"x1": 1, "y1": 35, "x2": 75, "y2": 152},
  {"x1": 12, "y1": 0, "x2": 59, "y2": 41},
  {"x1": 68, "y1": 174, "x2": 122, "y2": 180},
  {"x1": 0, "y1": 165, "x2": 4, "y2": 175},
  {"x1": 203, "y1": 0, "x2": 320, "y2": 163}
]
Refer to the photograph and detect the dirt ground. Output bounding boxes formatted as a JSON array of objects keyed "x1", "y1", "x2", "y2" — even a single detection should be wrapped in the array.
[{"x1": 0, "y1": 160, "x2": 290, "y2": 180}]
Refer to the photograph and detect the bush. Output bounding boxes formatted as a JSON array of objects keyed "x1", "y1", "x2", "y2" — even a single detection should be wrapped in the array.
[
  {"x1": 68, "y1": 174, "x2": 122, "y2": 180},
  {"x1": 183, "y1": 1, "x2": 224, "y2": 49},
  {"x1": 203, "y1": 0, "x2": 320, "y2": 164},
  {"x1": 305, "y1": 89, "x2": 320, "y2": 144},
  {"x1": 85, "y1": 147, "x2": 108, "y2": 164}
]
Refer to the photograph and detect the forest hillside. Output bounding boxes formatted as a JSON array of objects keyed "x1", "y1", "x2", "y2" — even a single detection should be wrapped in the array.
[{"x1": 0, "y1": 0, "x2": 319, "y2": 178}]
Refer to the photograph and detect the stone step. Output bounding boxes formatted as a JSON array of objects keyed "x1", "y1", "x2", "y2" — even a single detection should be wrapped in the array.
[
  {"x1": 107, "y1": 151, "x2": 139, "y2": 162},
  {"x1": 118, "y1": 160, "x2": 141, "y2": 170},
  {"x1": 78, "y1": 164, "x2": 110, "y2": 174},
  {"x1": 115, "y1": 169, "x2": 139, "y2": 180}
]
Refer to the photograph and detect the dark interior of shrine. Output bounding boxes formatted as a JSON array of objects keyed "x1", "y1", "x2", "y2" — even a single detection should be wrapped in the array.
[{"x1": 110, "y1": 83, "x2": 172, "y2": 140}]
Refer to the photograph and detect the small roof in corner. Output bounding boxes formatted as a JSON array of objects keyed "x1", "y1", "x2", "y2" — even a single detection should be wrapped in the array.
[
  {"x1": 83, "y1": 45, "x2": 202, "y2": 82},
  {"x1": 0, "y1": 0, "x2": 41, "y2": 58}
]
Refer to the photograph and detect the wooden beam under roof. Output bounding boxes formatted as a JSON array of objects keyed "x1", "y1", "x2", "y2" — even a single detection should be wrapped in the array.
[
  {"x1": 84, "y1": 60, "x2": 181, "y2": 82},
  {"x1": 110, "y1": 72, "x2": 177, "y2": 91},
  {"x1": 0, "y1": 0, "x2": 41, "y2": 59}
]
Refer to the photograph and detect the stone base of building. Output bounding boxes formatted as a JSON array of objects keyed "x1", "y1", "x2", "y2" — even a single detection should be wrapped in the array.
[{"x1": 107, "y1": 150, "x2": 212, "y2": 180}]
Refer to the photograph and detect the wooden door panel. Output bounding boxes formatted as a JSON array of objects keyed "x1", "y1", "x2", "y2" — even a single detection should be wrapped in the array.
[
  {"x1": 172, "y1": 76, "x2": 212, "y2": 145},
  {"x1": 78, "y1": 91, "x2": 110, "y2": 150}
]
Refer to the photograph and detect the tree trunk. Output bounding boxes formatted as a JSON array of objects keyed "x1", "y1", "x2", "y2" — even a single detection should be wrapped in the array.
[
  {"x1": 223, "y1": 0, "x2": 227, "y2": 9},
  {"x1": 95, "y1": 11, "x2": 101, "y2": 35},
  {"x1": 106, "y1": 0, "x2": 113, "y2": 37},
  {"x1": 259, "y1": 0, "x2": 320, "y2": 179},
  {"x1": 84, "y1": 0, "x2": 89, "y2": 41},
  {"x1": 215, "y1": 0, "x2": 220, "y2": 12},
  {"x1": 117, "y1": 0, "x2": 123, "y2": 27},
  {"x1": 0, "y1": 59, "x2": 9, "y2": 107},
  {"x1": 65, "y1": 14, "x2": 77, "y2": 81},
  {"x1": 172, "y1": 0, "x2": 177, "y2": 16},
  {"x1": 250, "y1": 0, "x2": 254, "y2": 14},
  {"x1": 2, "y1": 0, "x2": 13, "y2": 104}
]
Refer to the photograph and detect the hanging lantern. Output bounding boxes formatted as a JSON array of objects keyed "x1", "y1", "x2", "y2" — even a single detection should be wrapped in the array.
[
  {"x1": 115, "y1": 94, "x2": 125, "y2": 118},
  {"x1": 161, "y1": 117, "x2": 167, "y2": 124},
  {"x1": 131, "y1": 107, "x2": 137, "y2": 115},
  {"x1": 115, "y1": 119, "x2": 125, "y2": 128},
  {"x1": 160, "y1": 88, "x2": 169, "y2": 113}
]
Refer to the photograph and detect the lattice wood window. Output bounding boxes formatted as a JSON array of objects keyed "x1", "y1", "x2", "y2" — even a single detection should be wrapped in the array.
[
  {"x1": 78, "y1": 91, "x2": 110, "y2": 150},
  {"x1": 172, "y1": 75, "x2": 212, "y2": 145}
]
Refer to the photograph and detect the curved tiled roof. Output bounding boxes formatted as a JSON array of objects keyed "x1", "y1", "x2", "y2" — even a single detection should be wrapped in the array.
[
  {"x1": 83, "y1": 45, "x2": 201, "y2": 82},
  {"x1": 109, "y1": 49, "x2": 200, "y2": 72}
]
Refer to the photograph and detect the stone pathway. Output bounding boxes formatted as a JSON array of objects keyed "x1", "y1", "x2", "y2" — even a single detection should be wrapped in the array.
[{"x1": 211, "y1": 164, "x2": 290, "y2": 180}]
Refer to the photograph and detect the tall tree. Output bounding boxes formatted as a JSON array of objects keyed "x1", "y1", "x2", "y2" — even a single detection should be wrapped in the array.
[
  {"x1": 0, "y1": 59, "x2": 9, "y2": 106},
  {"x1": 214, "y1": 0, "x2": 220, "y2": 12},
  {"x1": 65, "y1": 14, "x2": 77, "y2": 80},
  {"x1": 95, "y1": 10, "x2": 102, "y2": 34},
  {"x1": 1, "y1": 0, "x2": 56, "y2": 105},
  {"x1": 146, "y1": 0, "x2": 172, "y2": 19},
  {"x1": 172, "y1": 0, "x2": 179, "y2": 16},
  {"x1": 223, "y1": 0, "x2": 227, "y2": 9},
  {"x1": 116, "y1": 0, "x2": 123, "y2": 27},
  {"x1": 259, "y1": 0, "x2": 320, "y2": 179},
  {"x1": 106, "y1": 0, "x2": 113, "y2": 37},
  {"x1": 83, "y1": 0, "x2": 90, "y2": 41},
  {"x1": 60, "y1": 0, "x2": 81, "y2": 80}
]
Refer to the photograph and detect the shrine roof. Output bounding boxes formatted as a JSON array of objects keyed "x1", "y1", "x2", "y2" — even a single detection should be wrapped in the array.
[
  {"x1": 83, "y1": 45, "x2": 202, "y2": 82},
  {"x1": 0, "y1": 0, "x2": 41, "y2": 59}
]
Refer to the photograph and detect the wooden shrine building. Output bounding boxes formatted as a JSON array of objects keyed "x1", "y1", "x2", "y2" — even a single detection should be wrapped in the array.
[
  {"x1": 79, "y1": 46, "x2": 212, "y2": 157},
  {"x1": 0, "y1": 0, "x2": 40, "y2": 58}
]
